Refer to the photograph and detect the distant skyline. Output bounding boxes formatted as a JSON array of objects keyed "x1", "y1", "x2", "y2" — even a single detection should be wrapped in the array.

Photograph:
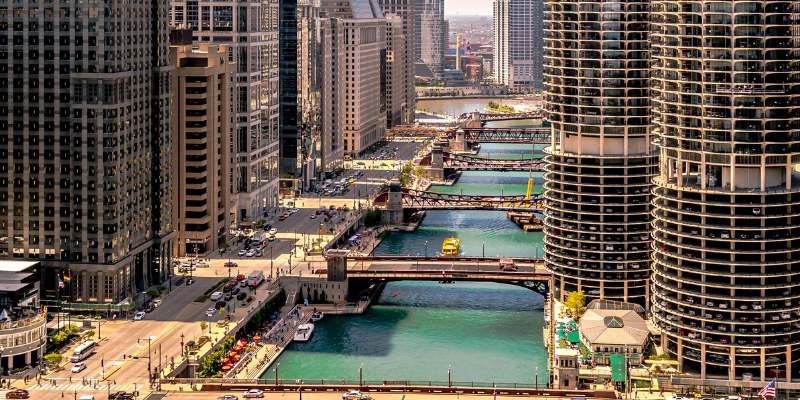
[{"x1": 444, "y1": 0, "x2": 492, "y2": 16}]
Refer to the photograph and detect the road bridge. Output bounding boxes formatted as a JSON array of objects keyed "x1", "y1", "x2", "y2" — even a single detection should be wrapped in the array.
[
  {"x1": 457, "y1": 127, "x2": 551, "y2": 144},
  {"x1": 460, "y1": 109, "x2": 546, "y2": 122},
  {"x1": 374, "y1": 188, "x2": 544, "y2": 211},
  {"x1": 443, "y1": 152, "x2": 547, "y2": 171}
]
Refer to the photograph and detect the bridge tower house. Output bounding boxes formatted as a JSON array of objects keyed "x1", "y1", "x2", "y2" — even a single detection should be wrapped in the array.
[
  {"x1": 427, "y1": 145, "x2": 445, "y2": 181},
  {"x1": 451, "y1": 129, "x2": 467, "y2": 152},
  {"x1": 383, "y1": 180, "x2": 404, "y2": 225}
]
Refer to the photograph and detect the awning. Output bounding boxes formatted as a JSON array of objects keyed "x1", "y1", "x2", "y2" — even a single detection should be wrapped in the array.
[{"x1": 610, "y1": 353, "x2": 627, "y2": 383}]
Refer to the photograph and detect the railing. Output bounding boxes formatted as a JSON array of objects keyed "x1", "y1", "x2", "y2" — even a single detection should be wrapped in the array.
[{"x1": 0, "y1": 309, "x2": 46, "y2": 331}]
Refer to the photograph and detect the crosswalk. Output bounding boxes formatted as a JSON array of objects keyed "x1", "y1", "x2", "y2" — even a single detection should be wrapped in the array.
[{"x1": 23, "y1": 382, "x2": 141, "y2": 393}]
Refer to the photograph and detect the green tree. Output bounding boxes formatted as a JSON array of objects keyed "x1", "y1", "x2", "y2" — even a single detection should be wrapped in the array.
[
  {"x1": 564, "y1": 290, "x2": 587, "y2": 320},
  {"x1": 200, "y1": 321, "x2": 208, "y2": 333},
  {"x1": 43, "y1": 353, "x2": 62, "y2": 366}
]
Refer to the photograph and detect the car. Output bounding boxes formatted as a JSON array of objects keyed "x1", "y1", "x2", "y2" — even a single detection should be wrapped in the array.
[
  {"x1": 7, "y1": 389, "x2": 30, "y2": 399},
  {"x1": 134, "y1": 311, "x2": 146, "y2": 321},
  {"x1": 217, "y1": 396, "x2": 238, "y2": 400},
  {"x1": 310, "y1": 214, "x2": 317, "y2": 219},
  {"x1": 224, "y1": 293, "x2": 233, "y2": 301},
  {"x1": 267, "y1": 235, "x2": 276, "y2": 242},
  {"x1": 186, "y1": 278, "x2": 195, "y2": 286},
  {"x1": 246, "y1": 249, "x2": 256, "y2": 257},
  {"x1": 206, "y1": 307, "x2": 216, "y2": 316},
  {"x1": 236, "y1": 274, "x2": 246, "y2": 281},
  {"x1": 343, "y1": 390, "x2": 371, "y2": 400},
  {"x1": 109, "y1": 392, "x2": 134, "y2": 400},
  {"x1": 215, "y1": 300, "x2": 227, "y2": 310},
  {"x1": 238, "y1": 249, "x2": 247, "y2": 257},
  {"x1": 144, "y1": 303, "x2": 155, "y2": 313},
  {"x1": 237, "y1": 292, "x2": 248, "y2": 301},
  {"x1": 240, "y1": 280, "x2": 248, "y2": 288},
  {"x1": 278, "y1": 214, "x2": 288, "y2": 221},
  {"x1": 210, "y1": 291, "x2": 224, "y2": 301},
  {"x1": 153, "y1": 299, "x2": 162, "y2": 308},
  {"x1": 268, "y1": 228, "x2": 278, "y2": 235},
  {"x1": 72, "y1": 362, "x2": 87, "y2": 373},
  {"x1": 243, "y1": 389, "x2": 264, "y2": 398},
  {"x1": 255, "y1": 250, "x2": 263, "y2": 257}
]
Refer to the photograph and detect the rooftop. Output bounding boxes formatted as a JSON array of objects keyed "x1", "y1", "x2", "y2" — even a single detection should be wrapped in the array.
[
  {"x1": 579, "y1": 308, "x2": 649, "y2": 347},
  {"x1": 0, "y1": 261, "x2": 38, "y2": 273}
]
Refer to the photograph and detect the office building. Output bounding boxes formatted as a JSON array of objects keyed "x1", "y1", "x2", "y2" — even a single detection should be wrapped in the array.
[
  {"x1": 317, "y1": 18, "x2": 346, "y2": 175},
  {"x1": 0, "y1": 261, "x2": 46, "y2": 374},
  {"x1": 378, "y1": 0, "x2": 416, "y2": 124},
  {"x1": 279, "y1": 0, "x2": 323, "y2": 190},
  {"x1": 320, "y1": 0, "x2": 387, "y2": 157},
  {"x1": 170, "y1": 37, "x2": 234, "y2": 257},
  {"x1": 170, "y1": 0, "x2": 280, "y2": 224},
  {"x1": 543, "y1": 0, "x2": 655, "y2": 308},
  {"x1": 650, "y1": 0, "x2": 800, "y2": 381},
  {"x1": 493, "y1": 0, "x2": 543, "y2": 90},
  {"x1": 385, "y1": 14, "x2": 408, "y2": 127},
  {"x1": 0, "y1": 0, "x2": 174, "y2": 303},
  {"x1": 415, "y1": 0, "x2": 446, "y2": 78}
]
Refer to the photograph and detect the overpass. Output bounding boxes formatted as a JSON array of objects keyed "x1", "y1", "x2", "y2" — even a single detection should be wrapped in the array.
[
  {"x1": 458, "y1": 127, "x2": 551, "y2": 144},
  {"x1": 443, "y1": 152, "x2": 547, "y2": 171},
  {"x1": 374, "y1": 188, "x2": 544, "y2": 211},
  {"x1": 336, "y1": 256, "x2": 549, "y2": 295},
  {"x1": 460, "y1": 109, "x2": 547, "y2": 122}
]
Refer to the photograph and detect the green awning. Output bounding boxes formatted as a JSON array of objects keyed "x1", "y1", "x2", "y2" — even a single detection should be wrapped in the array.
[
  {"x1": 567, "y1": 330, "x2": 581, "y2": 344},
  {"x1": 610, "y1": 353, "x2": 627, "y2": 383}
]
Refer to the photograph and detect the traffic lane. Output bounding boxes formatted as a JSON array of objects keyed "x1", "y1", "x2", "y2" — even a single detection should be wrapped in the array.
[{"x1": 364, "y1": 261, "x2": 540, "y2": 273}]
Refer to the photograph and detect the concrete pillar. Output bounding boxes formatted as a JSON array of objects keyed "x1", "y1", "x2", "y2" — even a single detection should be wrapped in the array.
[
  {"x1": 7, "y1": 354, "x2": 13, "y2": 371},
  {"x1": 25, "y1": 351, "x2": 31, "y2": 367},
  {"x1": 786, "y1": 346, "x2": 792, "y2": 382},
  {"x1": 428, "y1": 145, "x2": 445, "y2": 181},
  {"x1": 97, "y1": 271, "x2": 104, "y2": 301},
  {"x1": 729, "y1": 348, "x2": 736, "y2": 381},
  {"x1": 452, "y1": 129, "x2": 467, "y2": 152},
  {"x1": 700, "y1": 343, "x2": 706, "y2": 379},
  {"x1": 81, "y1": 270, "x2": 89, "y2": 300},
  {"x1": 383, "y1": 180, "x2": 404, "y2": 225}
]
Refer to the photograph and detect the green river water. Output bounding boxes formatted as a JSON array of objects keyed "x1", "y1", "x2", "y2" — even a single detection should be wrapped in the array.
[{"x1": 266, "y1": 142, "x2": 548, "y2": 384}]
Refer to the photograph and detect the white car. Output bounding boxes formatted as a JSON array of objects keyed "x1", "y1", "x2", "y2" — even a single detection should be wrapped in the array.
[
  {"x1": 246, "y1": 250, "x2": 256, "y2": 257},
  {"x1": 238, "y1": 249, "x2": 247, "y2": 257},
  {"x1": 209, "y1": 291, "x2": 224, "y2": 301},
  {"x1": 267, "y1": 235, "x2": 276, "y2": 242},
  {"x1": 71, "y1": 362, "x2": 86, "y2": 373},
  {"x1": 268, "y1": 228, "x2": 278, "y2": 235},
  {"x1": 206, "y1": 307, "x2": 216, "y2": 316},
  {"x1": 242, "y1": 389, "x2": 264, "y2": 398},
  {"x1": 134, "y1": 311, "x2": 146, "y2": 321},
  {"x1": 343, "y1": 390, "x2": 371, "y2": 400}
]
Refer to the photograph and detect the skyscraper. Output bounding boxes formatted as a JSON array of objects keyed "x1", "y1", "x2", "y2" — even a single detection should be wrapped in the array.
[
  {"x1": 415, "y1": 0, "x2": 446, "y2": 78},
  {"x1": 170, "y1": 37, "x2": 234, "y2": 257},
  {"x1": 650, "y1": 0, "x2": 800, "y2": 380},
  {"x1": 493, "y1": 0, "x2": 543, "y2": 90},
  {"x1": 320, "y1": 0, "x2": 387, "y2": 157},
  {"x1": 385, "y1": 15, "x2": 408, "y2": 127},
  {"x1": 543, "y1": 0, "x2": 655, "y2": 308},
  {"x1": 378, "y1": 0, "x2": 416, "y2": 124},
  {"x1": 0, "y1": 0, "x2": 175, "y2": 302},
  {"x1": 170, "y1": 0, "x2": 280, "y2": 224},
  {"x1": 279, "y1": 0, "x2": 322, "y2": 189}
]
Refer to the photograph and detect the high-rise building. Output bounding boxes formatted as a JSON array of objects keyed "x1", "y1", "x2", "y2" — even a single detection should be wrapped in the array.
[
  {"x1": 543, "y1": 0, "x2": 655, "y2": 308},
  {"x1": 170, "y1": 0, "x2": 280, "y2": 224},
  {"x1": 170, "y1": 37, "x2": 234, "y2": 257},
  {"x1": 317, "y1": 18, "x2": 346, "y2": 175},
  {"x1": 320, "y1": 0, "x2": 387, "y2": 157},
  {"x1": 0, "y1": 0, "x2": 175, "y2": 303},
  {"x1": 493, "y1": 0, "x2": 543, "y2": 90},
  {"x1": 415, "y1": 0, "x2": 446, "y2": 78},
  {"x1": 279, "y1": 0, "x2": 322, "y2": 189},
  {"x1": 651, "y1": 0, "x2": 800, "y2": 381},
  {"x1": 385, "y1": 14, "x2": 408, "y2": 127},
  {"x1": 378, "y1": 0, "x2": 416, "y2": 124}
]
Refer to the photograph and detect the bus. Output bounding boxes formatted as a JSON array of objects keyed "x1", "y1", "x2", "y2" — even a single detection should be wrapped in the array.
[
  {"x1": 70, "y1": 340, "x2": 97, "y2": 363},
  {"x1": 248, "y1": 270, "x2": 264, "y2": 288}
]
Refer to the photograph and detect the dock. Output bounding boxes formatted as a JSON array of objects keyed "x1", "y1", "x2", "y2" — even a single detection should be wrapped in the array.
[{"x1": 507, "y1": 211, "x2": 543, "y2": 232}]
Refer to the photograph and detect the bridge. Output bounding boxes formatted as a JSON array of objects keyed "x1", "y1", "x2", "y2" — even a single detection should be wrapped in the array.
[
  {"x1": 457, "y1": 127, "x2": 551, "y2": 144},
  {"x1": 443, "y1": 152, "x2": 547, "y2": 171},
  {"x1": 460, "y1": 110, "x2": 546, "y2": 122},
  {"x1": 374, "y1": 188, "x2": 544, "y2": 211},
  {"x1": 319, "y1": 256, "x2": 549, "y2": 295}
]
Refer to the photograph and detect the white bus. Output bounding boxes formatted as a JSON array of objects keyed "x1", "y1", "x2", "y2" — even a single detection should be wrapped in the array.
[
  {"x1": 70, "y1": 340, "x2": 96, "y2": 363},
  {"x1": 248, "y1": 271, "x2": 264, "y2": 288}
]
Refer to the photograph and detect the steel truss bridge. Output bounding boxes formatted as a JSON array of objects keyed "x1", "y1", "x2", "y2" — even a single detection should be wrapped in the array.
[
  {"x1": 443, "y1": 152, "x2": 547, "y2": 171},
  {"x1": 459, "y1": 110, "x2": 546, "y2": 122},
  {"x1": 374, "y1": 188, "x2": 544, "y2": 211},
  {"x1": 457, "y1": 128, "x2": 551, "y2": 143}
]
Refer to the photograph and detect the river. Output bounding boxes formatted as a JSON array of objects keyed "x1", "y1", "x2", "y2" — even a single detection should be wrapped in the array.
[{"x1": 265, "y1": 131, "x2": 548, "y2": 384}]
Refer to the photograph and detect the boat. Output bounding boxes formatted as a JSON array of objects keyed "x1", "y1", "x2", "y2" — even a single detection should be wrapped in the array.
[
  {"x1": 293, "y1": 323, "x2": 315, "y2": 342},
  {"x1": 441, "y1": 237, "x2": 461, "y2": 256},
  {"x1": 311, "y1": 311, "x2": 324, "y2": 322}
]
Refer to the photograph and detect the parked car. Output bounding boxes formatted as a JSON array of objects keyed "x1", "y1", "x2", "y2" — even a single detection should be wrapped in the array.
[
  {"x1": 72, "y1": 362, "x2": 87, "y2": 373},
  {"x1": 206, "y1": 307, "x2": 216, "y2": 316},
  {"x1": 209, "y1": 291, "x2": 224, "y2": 301},
  {"x1": 134, "y1": 311, "x2": 146, "y2": 321},
  {"x1": 7, "y1": 389, "x2": 30, "y2": 399},
  {"x1": 217, "y1": 396, "x2": 238, "y2": 400},
  {"x1": 237, "y1": 292, "x2": 248, "y2": 301},
  {"x1": 343, "y1": 390, "x2": 371, "y2": 400}
]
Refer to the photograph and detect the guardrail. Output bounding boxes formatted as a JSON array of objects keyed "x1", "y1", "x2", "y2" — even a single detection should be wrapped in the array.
[{"x1": 158, "y1": 377, "x2": 617, "y2": 398}]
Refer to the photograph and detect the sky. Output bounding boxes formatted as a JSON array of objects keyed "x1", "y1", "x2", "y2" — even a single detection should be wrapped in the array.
[{"x1": 444, "y1": 0, "x2": 492, "y2": 16}]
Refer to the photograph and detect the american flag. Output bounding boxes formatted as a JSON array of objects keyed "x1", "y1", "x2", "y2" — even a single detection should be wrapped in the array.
[{"x1": 759, "y1": 379, "x2": 776, "y2": 400}]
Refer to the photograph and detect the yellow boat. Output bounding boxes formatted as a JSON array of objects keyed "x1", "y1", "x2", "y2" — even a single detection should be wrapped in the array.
[{"x1": 441, "y1": 237, "x2": 461, "y2": 256}]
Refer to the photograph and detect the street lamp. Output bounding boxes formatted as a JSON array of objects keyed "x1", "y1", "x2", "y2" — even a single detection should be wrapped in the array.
[
  {"x1": 359, "y1": 362, "x2": 364, "y2": 387},
  {"x1": 448, "y1": 364, "x2": 452, "y2": 387},
  {"x1": 482, "y1": 241, "x2": 485, "y2": 258},
  {"x1": 535, "y1": 366, "x2": 539, "y2": 390},
  {"x1": 274, "y1": 362, "x2": 280, "y2": 385}
]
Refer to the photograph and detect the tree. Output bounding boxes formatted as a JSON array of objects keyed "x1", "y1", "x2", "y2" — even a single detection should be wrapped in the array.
[
  {"x1": 200, "y1": 321, "x2": 208, "y2": 333},
  {"x1": 564, "y1": 290, "x2": 587, "y2": 320},
  {"x1": 43, "y1": 353, "x2": 62, "y2": 366}
]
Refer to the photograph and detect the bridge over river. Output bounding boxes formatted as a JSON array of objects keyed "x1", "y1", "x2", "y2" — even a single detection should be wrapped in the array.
[{"x1": 374, "y1": 188, "x2": 544, "y2": 211}]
